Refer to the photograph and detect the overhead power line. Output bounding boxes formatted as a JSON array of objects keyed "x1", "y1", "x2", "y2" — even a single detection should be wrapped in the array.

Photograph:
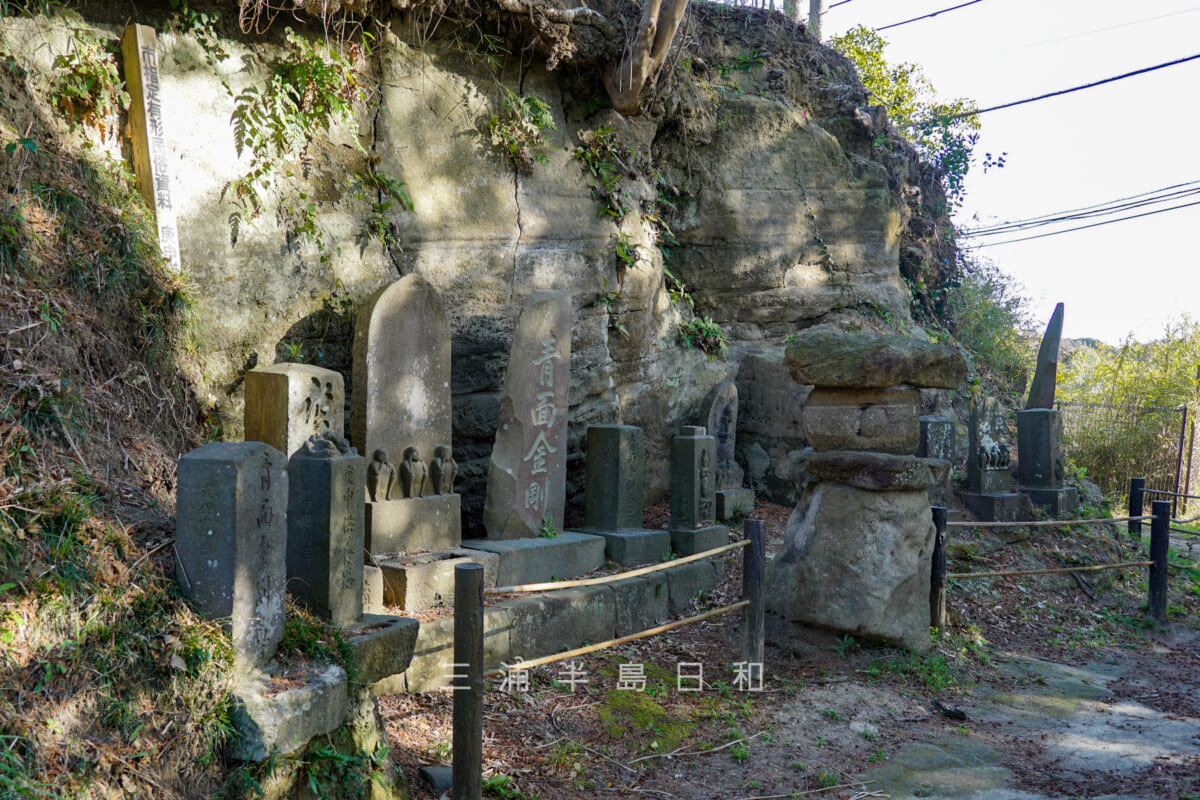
[
  {"x1": 876, "y1": 0, "x2": 983, "y2": 31},
  {"x1": 943, "y1": 52, "x2": 1200, "y2": 120},
  {"x1": 964, "y1": 181, "x2": 1200, "y2": 236},
  {"x1": 970, "y1": 198, "x2": 1200, "y2": 248},
  {"x1": 827, "y1": 0, "x2": 856, "y2": 8}
]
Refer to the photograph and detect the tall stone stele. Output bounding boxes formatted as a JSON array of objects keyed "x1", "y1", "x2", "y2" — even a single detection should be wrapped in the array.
[
  {"x1": 244, "y1": 363, "x2": 344, "y2": 460},
  {"x1": 483, "y1": 291, "x2": 572, "y2": 539},
  {"x1": 768, "y1": 325, "x2": 966, "y2": 650},
  {"x1": 1017, "y1": 302, "x2": 1078, "y2": 514},
  {"x1": 351, "y1": 274, "x2": 461, "y2": 553},
  {"x1": 669, "y1": 426, "x2": 728, "y2": 556},
  {"x1": 961, "y1": 397, "x2": 1030, "y2": 522},
  {"x1": 175, "y1": 441, "x2": 287, "y2": 669},
  {"x1": 576, "y1": 424, "x2": 670, "y2": 565},
  {"x1": 286, "y1": 433, "x2": 366, "y2": 627},
  {"x1": 699, "y1": 382, "x2": 755, "y2": 520}
]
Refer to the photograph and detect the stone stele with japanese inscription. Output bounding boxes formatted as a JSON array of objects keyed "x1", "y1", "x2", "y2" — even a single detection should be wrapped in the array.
[{"x1": 483, "y1": 291, "x2": 571, "y2": 540}]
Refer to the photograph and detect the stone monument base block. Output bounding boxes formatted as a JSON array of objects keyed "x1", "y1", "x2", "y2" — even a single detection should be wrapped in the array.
[
  {"x1": 1021, "y1": 486, "x2": 1079, "y2": 516},
  {"x1": 376, "y1": 549, "x2": 499, "y2": 611},
  {"x1": 576, "y1": 528, "x2": 671, "y2": 565},
  {"x1": 365, "y1": 494, "x2": 461, "y2": 555},
  {"x1": 462, "y1": 532, "x2": 606, "y2": 587},
  {"x1": 669, "y1": 525, "x2": 729, "y2": 556},
  {"x1": 345, "y1": 613, "x2": 420, "y2": 685},
  {"x1": 715, "y1": 489, "x2": 756, "y2": 521},
  {"x1": 961, "y1": 491, "x2": 1031, "y2": 522}
]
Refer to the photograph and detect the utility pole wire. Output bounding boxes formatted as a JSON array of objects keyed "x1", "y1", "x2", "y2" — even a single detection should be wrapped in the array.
[
  {"x1": 965, "y1": 184, "x2": 1200, "y2": 236},
  {"x1": 970, "y1": 198, "x2": 1200, "y2": 248},
  {"x1": 876, "y1": 0, "x2": 984, "y2": 31},
  {"x1": 939, "y1": 52, "x2": 1200, "y2": 120}
]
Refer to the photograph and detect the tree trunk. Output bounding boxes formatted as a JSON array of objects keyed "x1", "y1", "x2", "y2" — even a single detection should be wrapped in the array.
[{"x1": 603, "y1": 0, "x2": 690, "y2": 116}]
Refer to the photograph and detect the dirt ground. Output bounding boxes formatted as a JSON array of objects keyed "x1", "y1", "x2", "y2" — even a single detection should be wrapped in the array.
[{"x1": 376, "y1": 499, "x2": 1200, "y2": 800}]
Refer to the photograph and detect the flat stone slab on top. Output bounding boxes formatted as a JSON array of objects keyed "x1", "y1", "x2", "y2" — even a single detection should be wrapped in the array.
[
  {"x1": 785, "y1": 324, "x2": 967, "y2": 389},
  {"x1": 462, "y1": 531, "x2": 605, "y2": 587},
  {"x1": 574, "y1": 527, "x2": 670, "y2": 566},
  {"x1": 806, "y1": 450, "x2": 950, "y2": 491}
]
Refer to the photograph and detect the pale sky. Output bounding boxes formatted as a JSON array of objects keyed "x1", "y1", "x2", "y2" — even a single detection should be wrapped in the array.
[{"x1": 822, "y1": 0, "x2": 1200, "y2": 344}]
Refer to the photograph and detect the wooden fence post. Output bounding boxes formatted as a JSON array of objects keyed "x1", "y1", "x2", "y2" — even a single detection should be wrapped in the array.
[
  {"x1": 742, "y1": 519, "x2": 766, "y2": 665},
  {"x1": 452, "y1": 564, "x2": 484, "y2": 800},
  {"x1": 930, "y1": 506, "x2": 948, "y2": 631},
  {"x1": 1128, "y1": 477, "x2": 1145, "y2": 539},
  {"x1": 1148, "y1": 500, "x2": 1170, "y2": 621}
]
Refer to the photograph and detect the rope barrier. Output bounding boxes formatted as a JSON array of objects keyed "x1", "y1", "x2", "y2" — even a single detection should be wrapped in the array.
[
  {"x1": 481, "y1": 600, "x2": 750, "y2": 678},
  {"x1": 947, "y1": 515, "x2": 1148, "y2": 529},
  {"x1": 948, "y1": 561, "x2": 1154, "y2": 579},
  {"x1": 1170, "y1": 512, "x2": 1200, "y2": 525},
  {"x1": 1144, "y1": 488, "x2": 1200, "y2": 502},
  {"x1": 485, "y1": 540, "x2": 749, "y2": 595}
]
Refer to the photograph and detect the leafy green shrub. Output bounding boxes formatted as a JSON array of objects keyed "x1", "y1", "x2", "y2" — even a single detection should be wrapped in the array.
[
  {"x1": 51, "y1": 30, "x2": 130, "y2": 140},
  {"x1": 488, "y1": 87, "x2": 556, "y2": 173},
  {"x1": 679, "y1": 316, "x2": 729, "y2": 360},
  {"x1": 830, "y1": 26, "x2": 1000, "y2": 207},
  {"x1": 944, "y1": 256, "x2": 1034, "y2": 394}
]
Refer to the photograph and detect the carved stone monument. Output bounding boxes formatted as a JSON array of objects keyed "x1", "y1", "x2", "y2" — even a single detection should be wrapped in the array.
[
  {"x1": 669, "y1": 426, "x2": 728, "y2": 556},
  {"x1": 286, "y1": 433, "x2": 366, "y2": 627},
  {"x1": 244, "y1": 363, "x2": 344, "y2": 459},
  {"x1": 1017, "y1": 303, "x2": 1078, "y2": 514},
  {"x1": 962, "y1": 398, "x2": 1031, "y2": 522},
  {"x1": 917, "y1": 415, "x2": 957, "y2": 513},
  {"x1": 699, "y1": 383, "x2": 755, "y2": 520},
  {"x1": 465, "y1": 291, "x2": 605, "y2": 585},
  {"x1": 351, "y1": 275, "x2": 461, "y2": 553},
  {"x1": 483, "y1": 291, "x2": 572, "y2": 539},
  {"x1": 176, "y1": 441, "x2": 287, "y2": 668},
  {"x1": 576, "y1": 424, "x2": 670, "y2": 565},
  {"x1": 768, "y1": 325, "x2": 967, "y2": 650}
]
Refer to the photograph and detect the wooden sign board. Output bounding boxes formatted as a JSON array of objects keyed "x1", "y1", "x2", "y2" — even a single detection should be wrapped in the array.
[{"x1": 121, "y1": 24, "x2": 181, "y2": 271}]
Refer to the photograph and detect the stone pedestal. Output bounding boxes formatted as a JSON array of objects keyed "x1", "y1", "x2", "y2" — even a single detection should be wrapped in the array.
[
  {"x1": 575, "y1": 424, "x2": 669, "y2": 565},
  {"x1": 1016, "y1": 409, "x2": 1078, "y2": 514},
  {"x1": 669, "y1": 426, "x2": 728, "y2": 555},
  {"x1": 364, "y1": 494, "x2": 462, "y2": 555},
  {"x1": 244, "y1": 364, "x2": 344, "y2": 459},
  {"x1": 766, "y1": 479, "x2": 937, "y2": 651},
  {"x1": 286, "y1": 435, "x2": 365, "y2": 627},
  {"x1": 176, "y1": 442, "x2": 287, "y2": 668},
  {"x1": 961, "y1": 491, "x2": 1031, "y2": 522},
  {"x1": 462, "y1": 532, "x2": 606, "y2": 586},
  {"x1": 376, "y1": 549, "x2": 499, "y2": 610}
]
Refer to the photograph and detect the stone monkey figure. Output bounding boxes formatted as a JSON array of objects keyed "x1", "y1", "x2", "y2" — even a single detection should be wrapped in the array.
[
  {"x1": 429, "y1": 445, "x2": 457, "y2": 495},
  {"x1": 399, "y1": 446, "x2": 427, "y2": 498},
  {"x1": 366, "y1": 449, "x2": 395, "y2": 501}
]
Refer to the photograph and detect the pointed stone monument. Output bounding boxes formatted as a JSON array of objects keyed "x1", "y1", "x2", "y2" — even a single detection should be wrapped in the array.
[{"x1": 1017, "y1": 303, "x2": 1078, "y2": 514}]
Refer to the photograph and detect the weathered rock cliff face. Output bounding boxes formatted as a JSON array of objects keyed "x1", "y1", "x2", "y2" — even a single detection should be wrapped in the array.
[{"x1": 2, "y1": 4, "x2": 949, "y2": 535}]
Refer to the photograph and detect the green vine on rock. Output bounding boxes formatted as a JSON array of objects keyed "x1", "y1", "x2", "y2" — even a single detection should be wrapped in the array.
[
  {"x1": 225, "y1": 28, "x2": 366, "y2": 247},
  {"x1": 50, "y1": 30, "x2": 130, "y2": 141},
  {"x1": 488, "y1": 87, "x2": 555, "y2": 173}
]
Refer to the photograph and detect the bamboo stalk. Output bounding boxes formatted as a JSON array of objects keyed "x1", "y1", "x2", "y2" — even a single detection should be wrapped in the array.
[
  {"x1": 482, "y1": 601, "x2": 749, "y2": 678},
  {"x1": 485, "y1": 540, "x2": 749, "y2": 595},
  {"x1": 948, "y1": 515, "x2": 1147, "y2": 529},
  {"x1": 948, "y1": 561, "x2": 1154, "y2": 579}
]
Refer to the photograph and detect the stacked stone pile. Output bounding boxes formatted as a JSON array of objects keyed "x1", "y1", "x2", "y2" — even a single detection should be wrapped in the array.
[{"x1": 767, "y1": 325, "x2": 966, "y2": 650}]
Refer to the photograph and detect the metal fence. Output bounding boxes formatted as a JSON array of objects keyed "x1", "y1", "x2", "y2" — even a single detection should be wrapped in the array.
[{"x1": 1057, "y1": 400, "x2": 1191, "y2": 508}]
